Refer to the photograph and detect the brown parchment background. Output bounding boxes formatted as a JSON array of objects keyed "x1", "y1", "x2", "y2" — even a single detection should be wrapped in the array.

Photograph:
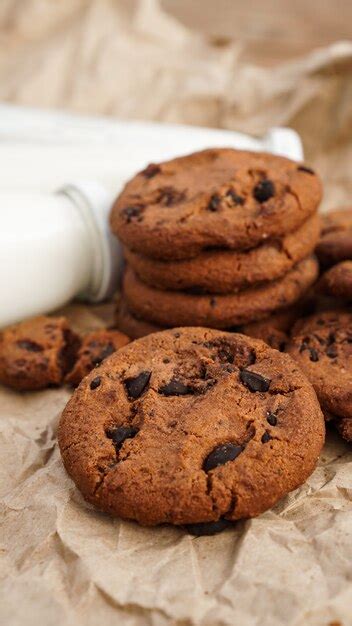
[{"x1": 1, "y1": 2, "x2": 352, "y2": 625}]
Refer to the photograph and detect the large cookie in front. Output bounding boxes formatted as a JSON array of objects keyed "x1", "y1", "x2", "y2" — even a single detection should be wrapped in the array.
[
  {"x1": 286, "y1": 310, "x2": 352, "y2": 419},
  {"x1": 124, "y1": 214, "x2": 320, "y2": 293},
  {"x1": 123, "y1": 256, "x2": 319, "y2": 329},
  {"x1": 59, "y1": 328, "x2": 325, "y2": 527},
  {"x1": 110, "y1": 149, "x2": 322, "y2": 260}
]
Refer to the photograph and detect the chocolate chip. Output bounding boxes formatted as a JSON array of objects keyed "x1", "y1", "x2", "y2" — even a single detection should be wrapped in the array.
[
  {"x1": 16, "y1": 340, "x2": 43, "y2": 352},
  {"x1": 266, "y1": 412, "x2": 277, "y2": 426},
  {"x1": 90, "y1": 376, "x2": 101, "y2": 390},
  {"x1": 261, "y1": 431, "x2": 272, "y2": 443},
  {"x1": 141, "y1": 163, "x2": 160, "y2": 178},
  {"x1": 226, "y1": 190, "x2": 245, "y2": 205},
  {"x1": 92, "y1": 342, "x2": 115, "y2": 366},
  {"x1": 326, "y1": 345, "x2": 338, "y2": 358},
  {"x1": 240, "y1": 369, "x2": 271, "y2": 392},
  {"x1": 159, "y1": 186, "x2": 185, "y2": 207},
  {"x1": 107, "y1": 426, "x2": 139, "y2": 449},
  {"x1": 124, "y1": 371, "x2": 151, "y2": 399},
  {"x1": 159, "y1": 378, "x2": 191, "y2": 396},
  {"x1": 210, "y1": 297, "x2": 216, "y2": 307},
  {"x1": 297, "y1": 165, "x2": 315, "y2": 175},
  {"x1": 203, "y1": 443, "x2": 243, "y2": 472},
  {"x1": 123, "y1": 206, "x2": 143, "y2": 223},
  {"x1": 253, "y1": 179, "x2": 275, "y2": 203},
  {"x1": 308, "y1": 347, "x2": 319, "y2": 362},
  {"x1": 208, "y1": 194, "x2": 221, "y2": 211},
  {"x1": 185, "y1": 518, "x2": 234, "y2": 536}
]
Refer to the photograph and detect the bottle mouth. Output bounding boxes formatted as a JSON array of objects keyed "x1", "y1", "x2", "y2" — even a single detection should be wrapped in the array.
[{"x1": 58, "y1": 181, "x2": 122, "y2": 302}]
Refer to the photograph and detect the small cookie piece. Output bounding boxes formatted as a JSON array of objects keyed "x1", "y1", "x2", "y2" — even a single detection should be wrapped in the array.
[
  {"x1": 318, "y1": 261, "x2": 352, "y2": 301},
  {"x1": 111, "y1": 148, "x2": 322, "y2": 260},
  {"x1": 0, "y1": 316, "x2": 80, "y2": 391},
  {"x1": 286, "y1": 310, "x2": 352, "y2": 419},
  {"x1": 124, "y1": 215, "x2": 320, "y2": 294},
  {"x1": 316, "y1": 208, "x2": 352, "y2": 267},
  {"x1": 334, "y1": 416, "x2": 352, "y2": 443},
  {"x1": 123, "y1": 256, "x2": 319, "y2": 329},
  {"x1": 59, "y1": 327, "x2": 324, "y2": 526},
  {"x1": 66, "y1": 329, "x2": 130, "y2": 386}
]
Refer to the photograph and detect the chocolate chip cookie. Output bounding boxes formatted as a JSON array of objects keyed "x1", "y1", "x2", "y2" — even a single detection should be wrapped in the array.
[
  {"x1": 286, "y1": 310, "x2": 352, "y2": 419},
  {"x1": 316, "y1": 207, "x2": 352, "y2": 267},
  {"x1": 111, "y1": 149, "x2": 322, "y2": 260},
  {"x1": 122, "y1": 256, "x2": 319, "y2": 329},
  {"x1": 66, "y1": 329, "x2": 130, "y2": 386},
  {"x1": 124, "y1": 214, "x2": 320, "y2": 293},
  {"x1": 59, "y1": 327, "x2": 325, "y2": 527},
  {"x1": 318, "y1": 261, "x2": 352, "y2": 301},
  {"x1": 0, "y1": 316, "x2": 80, "y2": 391}
]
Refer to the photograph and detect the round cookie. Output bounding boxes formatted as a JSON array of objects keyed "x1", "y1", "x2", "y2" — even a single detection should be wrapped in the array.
[
  {"x1": 286, "y1": 310, "x2": 352, "y2": 419},
  {"x1": 111, "y1": 149, "x2": 322, "y2": 260},
  {"x1": 316, "y1": 207, "x2": 352, "y2": 267},
  {"x1": 123, "y1": 256, "x2": 319, "y2": 329},
  {"x1": 124, "y1": 214, "x2": 320, "y2": 293},
  {"x1": 0, "y1": 316, "x2": 80, "y2": 391},
  {"x1": 318, "y1": 261, "x2": 352, "y2": 301},
  {"x1": 65, "y1": 329, "x2": 130, "y2": 386},
  {"x1": 59, "y1": 327, "x2": 325, "y2": 527}
]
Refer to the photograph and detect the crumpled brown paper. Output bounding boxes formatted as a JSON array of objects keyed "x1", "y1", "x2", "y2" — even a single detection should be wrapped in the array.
[{"x1": 1, "y1": 2, "x2": 352, "y2": 625}]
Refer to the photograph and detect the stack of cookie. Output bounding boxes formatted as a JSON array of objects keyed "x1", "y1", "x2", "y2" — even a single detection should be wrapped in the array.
[{"x1": 110, "y1": 148, "x2": 322, "y2": 338}]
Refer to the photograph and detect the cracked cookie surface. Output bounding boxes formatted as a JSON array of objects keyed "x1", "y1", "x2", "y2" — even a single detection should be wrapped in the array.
[
  {"x1": 122, "y1": 256, "x2": 319, "y2": 329},
  {"x1": 110, "y1": 148, "x2": 322, "y2": 260},
  {"x1": 58, "y1": 327, "x2": 324, "y2": 526},
  {"x1": 286, "y1": 310, "x2": 352, "y2": 419},
  {"x1": 124, "y1": 214, "x2": 320, "y2": 294}
]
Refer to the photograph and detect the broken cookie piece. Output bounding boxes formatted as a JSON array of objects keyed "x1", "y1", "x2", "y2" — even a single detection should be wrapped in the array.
[{"x1": 0, "y1": 315, "x2": 80, "y2": 391}]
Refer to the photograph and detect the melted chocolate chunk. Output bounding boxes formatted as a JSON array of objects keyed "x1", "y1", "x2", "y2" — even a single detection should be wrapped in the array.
[
  {"x1": 90, "y1": 376, "x2": 101, "y2": 390},
  {"x1": 326, "y1": 344, "x2": 338, "y2": 358},
  {"x1": 261, "y1": 431, "x2": 272, "y2": 443},
  {"x1": 297, "y1": 165, "x2": 315, "y2": 175},
  {"x1": 124, "y1": 371, "x2": 151, "y2": 399},
  {"x1": 123, "y1": 206, "x2": 143, "y2": 223},
  {"x1": 141, "y1": 163, "x2": 161, "y2": 178},
  {"x1": 185, "y1": 518, "x2": 234, "y2": 536},
  {"x1": 16, "y1": 340, "x2": 43, "y2": 352},
  {"x1": 253, "y1": 179, "x2": 275, "y2": 203},
  {"x1": 107, "y1": 426, "x2": 139, "y2": 449},
  {"x1": 226, "y1": 190, "x2": 245, "y2": 205},
  {"x1": 240, "y1": 369, "x2": 271, "y2": 392},
  {"x1": 208, "y1": 194, "x2": 221, "y2": 211},
  {"x1": 159, "y1": 186, "x2": 185, "y2": 207},
  {"x1": 203, "y1": 443, "x2": 243, "y2": 472},
  {"x1": 159, "y1": 378, "x2": 192, "y2": 396},
  {"x1": 266, "y1": 412, "x2": 277, "y2": 426},
  {"x1": 308, "y1": 347, "x2": 319, "y2": 362},
  {"x1": 92, "y1": 342, "x2": 116, "y2": 366}
]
